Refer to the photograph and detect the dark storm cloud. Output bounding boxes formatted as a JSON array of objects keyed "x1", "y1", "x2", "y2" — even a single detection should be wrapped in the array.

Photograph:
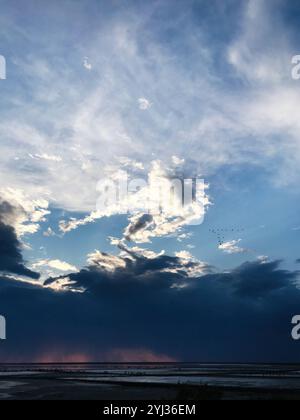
[
  {"x1": 1, "y1": 253, "x2": 300, "y2": 363},
  {"x1": 45, "y1": 246, "x2": 213, "y2": 288},
  {"x1": 219, "y1": 260, "x2": 299, "y2": 298},
  {"x1": 0, "y1": 200, "x2": 40, "y2": 279}
]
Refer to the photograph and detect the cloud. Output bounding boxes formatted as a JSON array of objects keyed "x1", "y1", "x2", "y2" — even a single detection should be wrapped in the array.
[
  {"x1": 0, "y1": 222, "x2": 40, "y2": 279},
  {"x1": 138, "y1": 98, "x2": 152, "y2": 110},
  {"x1": 227, "y1": 0, "x2": 288, "y2": 84},
  {"x1": 0, "y1": 201, "x2": 40, "y2": 279},
  {"x1": 0, "y1": 252, "x2": 299, "y2": 362},
  {"x1": 257, "y1": 255, "x2": 269, "y2": 263},
  {"x1": 43, "y1": 227, "x2": 56, "y2": 237},
  {"x1": 59, "y1": 215, "x2": 96, "y2": 234},
  {"x1": 35, "y1": 348, "x2": 176, "y2": 363},
  {"x1": 118, "y1": 157, "x2": 144, "y2": 171},
  {"x1": 86, "y1": 250, "x2": 126, "y2": 272},
  {"x1": 230, "y1": 259, "x2": 299, "y2": 298},
  {"x1": 29, "y1": 153, "x2": 62, "y2": 162},
  {"x1": 111, "y1": 239, "x2": 166, "y2": 260},
  {"x1": 1, "y1": 0, "x2": 299, "y2": 218},
  {"x1": 0, "y1": 0, "x2": 299, "y2": 366},
  {"x1": 0, "y1": 189, "x2": 50, "y2": 237},
  {"x1": 122, "y1": 161, "x2": 209, "y2": 243},
  {"x1": 36, "y1": 352, "x2": 91, "y2": 364},
  {"x1": 45, "y1": 248, "x2": 298, "y2": 303},
  {"x1": 175, "y1": 250, "x2": 194, "y2": 260},
  {"x1": 176, "y1": 232, "x2": 193, "y2": 242},
  {"x1": 59, "y1": 160, "x2": 210, "y2": 242},
  {"x1": 107, "y1": 349, "x2": 176, "y2": 363},
  {"x1": 124, "y1": 214, "x2": 154, "y2": 242},
  {"x1": 172, "y1": 156, "x2": 185, "y2": 166},
  {"x1": 219, "y1": 239, "x2": 248, "y2": 254},
  {"x1": 83, "y1": 57, "x2": 92, "y2": 71},
  {"x1": 45, "y1": 241, "x2": 213, "y2": 292},
  {"x1": 32, "y1": 259, "x2": 78, "y2": 273},
  {"x1": 122, "y1": 246, "x2": 165, "y2": 260}
]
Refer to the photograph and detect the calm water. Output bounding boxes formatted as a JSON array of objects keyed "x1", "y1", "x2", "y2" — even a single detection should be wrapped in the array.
[{"x1": 0, "y1": 363, "x2": 300, "y2": 390}]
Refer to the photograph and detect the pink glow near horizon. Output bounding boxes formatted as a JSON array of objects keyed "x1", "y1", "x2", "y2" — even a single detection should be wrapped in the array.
[{"x1": 33, "y1": 348, "x2": 177, "y2": 364}]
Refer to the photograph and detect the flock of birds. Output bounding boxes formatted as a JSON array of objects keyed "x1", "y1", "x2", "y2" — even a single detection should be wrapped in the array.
[{"x1": 209, "y1": 228, "x2": 245, "y2": 247}]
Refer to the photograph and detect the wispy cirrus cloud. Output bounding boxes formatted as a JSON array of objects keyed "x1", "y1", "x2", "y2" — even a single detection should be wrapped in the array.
[{"x1": 0, "y1": 0, "x2": 299, "y2": 220}]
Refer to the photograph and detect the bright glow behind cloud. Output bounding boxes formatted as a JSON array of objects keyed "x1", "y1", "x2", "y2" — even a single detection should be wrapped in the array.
[{"x1": 59, "y1": 160, "x2": 210, "y2": 243}]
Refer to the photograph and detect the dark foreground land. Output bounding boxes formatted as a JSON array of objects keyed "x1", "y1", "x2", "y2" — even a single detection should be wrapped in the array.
[{"x1": 1, "y1": 363, "x2": 300, "y2": 400}]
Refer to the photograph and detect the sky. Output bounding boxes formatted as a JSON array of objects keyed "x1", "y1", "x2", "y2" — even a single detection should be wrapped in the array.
[{"x1": 0, "y1": 0, "x2": 300, "y2": 362}]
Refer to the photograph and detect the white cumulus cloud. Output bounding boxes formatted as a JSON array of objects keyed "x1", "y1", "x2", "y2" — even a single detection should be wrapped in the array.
[{"x1": 219, "y1": 239, "x2": 248, "y2": 255}]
